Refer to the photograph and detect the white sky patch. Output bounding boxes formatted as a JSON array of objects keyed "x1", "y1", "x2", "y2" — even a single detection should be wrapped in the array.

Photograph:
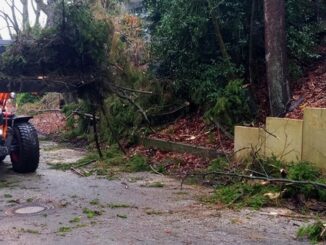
[{"x1": 0, "y1": 0, "x2": 47, "y2": 40}]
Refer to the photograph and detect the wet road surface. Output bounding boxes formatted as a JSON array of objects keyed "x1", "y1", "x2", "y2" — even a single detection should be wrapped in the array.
[{"x1": 0, "y1": 140, "x2": 311, "y2": 245}]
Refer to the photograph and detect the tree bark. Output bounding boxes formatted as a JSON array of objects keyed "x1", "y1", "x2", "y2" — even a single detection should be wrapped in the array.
[
  {"x1": 264, "y1": 0, "x2": 290, "y2": 116},
  {"x1": 31, "y1": 0, "x2": 41, "y2": 28},
  {"x1": 207, "y1": 0, "x2": 230, "y2": 61},
  {"x1": 248, "y1": 0, "x2": 256, "y2": 85},
  {"x1": 35, "y1": 0, "x2": 59, "y2": 28},
  {"x1": 20, "y1": 0, "x2": 30, "y2": 32}
]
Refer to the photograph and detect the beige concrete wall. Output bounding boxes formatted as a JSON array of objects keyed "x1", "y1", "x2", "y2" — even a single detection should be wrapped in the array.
[
  {"x1": 302, "y1": 108, "x2": 326, "y2": 170},
  {"x1": 265, "y1": 117, "x2": 303, "y2": 163},
  {"x1": 234, "y1": 126, "x2": 265, "y2": 161},
  {"x1": 234, "y1": 108, "x2": 326, "y2": 171}
]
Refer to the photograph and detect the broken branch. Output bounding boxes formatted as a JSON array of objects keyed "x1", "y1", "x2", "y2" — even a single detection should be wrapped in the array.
[
  {"x1": 112, "y1": 84, "x2": 153, "y2": 95},
  {"x1": 113, "y1": 88, "x2": 154, "y2": 132},
  {"x1": 181, "y1": 171, "x2": 326, "y2": 190}
]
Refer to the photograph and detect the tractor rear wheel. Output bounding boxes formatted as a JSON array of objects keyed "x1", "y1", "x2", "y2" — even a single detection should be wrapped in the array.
[{"x1": 10, "y1": 122, "x2": 39, "y2": 173}]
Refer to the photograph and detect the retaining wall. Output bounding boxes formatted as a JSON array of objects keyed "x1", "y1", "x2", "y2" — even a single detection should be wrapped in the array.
[{"x1": 234, "y1": 108, "x2": 326, "y2": 170}]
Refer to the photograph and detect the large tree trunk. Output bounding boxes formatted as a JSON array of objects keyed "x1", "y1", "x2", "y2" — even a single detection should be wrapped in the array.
[
  {"x1": 35, "y1": 0, "x2": 60, "y2": 28},
  {"x1": 248, "y1": 0, "x2": 256, "y2": 85},
  {"x1": 207, "y1": 0, "x2": 230, "y2": 61},
  {"x1": 31, "y1": 0, "x2": 41, "y2": 28},
  {"x1": 264, "y1": 0, "x2": 290, "y2": 116},
  {"x1": 21, "y1": 0, "x2": 30, "y2": 32}
]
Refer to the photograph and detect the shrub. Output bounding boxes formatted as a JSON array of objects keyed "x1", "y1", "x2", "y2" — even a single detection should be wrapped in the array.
[
  {"x1": 126, "y1": 155, "x2": 150, "y2": 172},
  {"x1": 211, "y1": 183, "x2": 280, "y2": 209},
  {"x1": 16, "y1": 93, "x2": 40, "y2": 106},
  {"x1": 286, "y1": 162, "x2": 325, "y2": 201},
  {"x1": 205, "y1": 79, "x2": 253, "y2": 128},
  {"x1": 288, "y1": 162, "x2": 321, "y2": 181},
  {"x1": 297, "y1": 221, "x2": 326, "y2": 244}
]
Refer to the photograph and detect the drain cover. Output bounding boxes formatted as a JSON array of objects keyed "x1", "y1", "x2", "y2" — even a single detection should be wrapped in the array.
[
  {"x1": 14, "y1": 206, "x2": 46, "y2": 214},
  {"x1": 5, "y1": 200, "x2": 55, "y2": 216}
]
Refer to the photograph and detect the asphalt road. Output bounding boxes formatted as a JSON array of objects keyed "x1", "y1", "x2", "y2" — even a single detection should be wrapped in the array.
[{"x1": 0, "y1": 140, "x2": 311, "y2": 245}]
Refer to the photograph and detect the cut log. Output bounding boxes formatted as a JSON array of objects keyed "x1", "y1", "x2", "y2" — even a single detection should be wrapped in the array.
[{"x1": 139, "y1": 137, "x2": 225, "y2": 159}]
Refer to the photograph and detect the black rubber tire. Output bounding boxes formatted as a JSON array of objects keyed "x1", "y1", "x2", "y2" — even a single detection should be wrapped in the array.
[{"x1": 10, "y1": 122, "x2": 39, "y2": 173}]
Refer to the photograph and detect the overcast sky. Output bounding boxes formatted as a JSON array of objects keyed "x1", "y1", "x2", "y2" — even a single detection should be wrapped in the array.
[{"x1": 0, "y1": 0, "x2": 46, "y2": 39}]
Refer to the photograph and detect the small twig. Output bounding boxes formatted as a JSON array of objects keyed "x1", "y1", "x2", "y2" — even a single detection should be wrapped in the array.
[
  {"x1": 234, "y1": 146, "x2": 251, "y2": 154},
  {"x1": 75, "y1": 160, "x2": 97, "y2": 168},
  {"x1": 287, "y1": 96, "x2": 304, "y2": 113},
  {"x1": 321, "y1": 227, "x2": 326, "y2": 237},
  {"x1": 65, "y1": 105, "x2": 82, "y2": 119},
  {"x1": 149, "y1": 101, "x2": 190, "y2": 117},
  {"x1": 226, "y1": 188, "x2": 245, "y2": 207},
  {"x1": 260, "y1": 126, "x2": 278, "y2": 139},
  {"x1": 261, "y1": 212, "x2": 320, "y2": 221},
  {"x1": 120, "y1": 181, "x2": 129, "y2": 189},
  {"x1": 217, "y1": 126, "x2": 232, "y2": 163},
  {"x1": 109, "y1": 62, "x2": 124, "y2": 73},
  {"x1": 245, "y1": 169, "x2": 267, "y2": 177},
  {"x1": 208, "y1": 117, "x2": 234, "y2": 140},
  {"x1": 257, "y1": 157, "x2": 269, "y2": 178},
  {"x1": 149, "y1": 165, "x2": 164, "y2": 176},
  {"x1": 70, "y1": 168, "x2": 85, "y2": 177}
]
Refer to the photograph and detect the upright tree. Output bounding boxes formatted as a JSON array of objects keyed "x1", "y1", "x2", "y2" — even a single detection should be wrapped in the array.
[
  {"x1": 21, "y1": 0, "x2": 30, "y2": 32},
  {"x1": 34, "y1": 0, "x2": 60, "y2": 28},
  {"x1": 264, "y1": 0, "x2": 290, "y2": 116}
]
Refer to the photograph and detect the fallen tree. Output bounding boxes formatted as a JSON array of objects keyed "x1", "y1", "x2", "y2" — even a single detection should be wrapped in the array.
[
  {"x1": 0, "y1": 1, "x2": 154, "y2": 155},
  {"x1": 0, "y1": 2, "x2": 113, "y2": 95}
]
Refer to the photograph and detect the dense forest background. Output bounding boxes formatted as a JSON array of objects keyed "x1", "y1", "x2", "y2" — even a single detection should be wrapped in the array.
[{"x1": 0, "y1": 0, "x2": 325, "y2": 144}]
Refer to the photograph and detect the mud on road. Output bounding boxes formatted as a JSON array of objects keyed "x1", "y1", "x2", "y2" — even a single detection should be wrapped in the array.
[{"x1": 0, "y1": 139, "x2": 313, "y2": 244}]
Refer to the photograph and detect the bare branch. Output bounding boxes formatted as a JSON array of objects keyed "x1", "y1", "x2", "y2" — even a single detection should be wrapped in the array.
[
  {"x1": 0, "y1": 14, "x2": 14, "y2": 38},
  {"x1": 14, "y1": 1, "x2": 23, "y2": 15},
  {"x1": 4, "y1": 0, "x2": 21, "y2": 35},
  {"x1": 31, "y1": 0, "x2": 37, "y2": 12},
  {"x1": 112, "y1": 84, "x2": 153, "y2": 95},
  {"x1": 0, "y1": 10, "x2": 15, "y2": 28},
  {"x1": 4, "y1": 0, "x2": 14, "y2": 8},
  {"x1": 208, "y1": 117, "x2": 234, "y2": 140},
  {"x1": 0, "y1": 10, "x2": 17, "y2": 38},
  {"x1": 113, "y1": 87, "x2": 153, "y2": 130},
  {"x1": 34, "y1": 0, "x2": 48, "y2": 15}
]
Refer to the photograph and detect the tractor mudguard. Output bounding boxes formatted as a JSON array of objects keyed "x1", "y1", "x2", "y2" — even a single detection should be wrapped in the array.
[{"x1": 8, "y1": 116, "x2": 33, "y2": 127}]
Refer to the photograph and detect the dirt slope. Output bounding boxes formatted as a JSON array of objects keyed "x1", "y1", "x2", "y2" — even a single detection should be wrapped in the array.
[{"x1": 286, "y1": 51, "x2": 326, "y2": 119}]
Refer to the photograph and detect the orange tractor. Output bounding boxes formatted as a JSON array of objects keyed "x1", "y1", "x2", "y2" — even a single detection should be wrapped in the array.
[{"x1": 0, "y1": 92, "x2": 39, "y2": 173}]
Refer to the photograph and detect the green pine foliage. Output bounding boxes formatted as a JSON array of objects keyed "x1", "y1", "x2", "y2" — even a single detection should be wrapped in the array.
[
  {"x1": 16, "y1": 93, "x2": 40, "y2": 106},
  {"x1": 297, "y1": 221, "x2": 326, "y2": 244},
  {"x1": 204, "y1": 79, "x2": 253, "y2": 129},
  {"x1": 0, "y1": 2, "x2": 113, "y2": 77},
  {"x1": 201, "y1": 157, "x2": 326, "y2": 209}
]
